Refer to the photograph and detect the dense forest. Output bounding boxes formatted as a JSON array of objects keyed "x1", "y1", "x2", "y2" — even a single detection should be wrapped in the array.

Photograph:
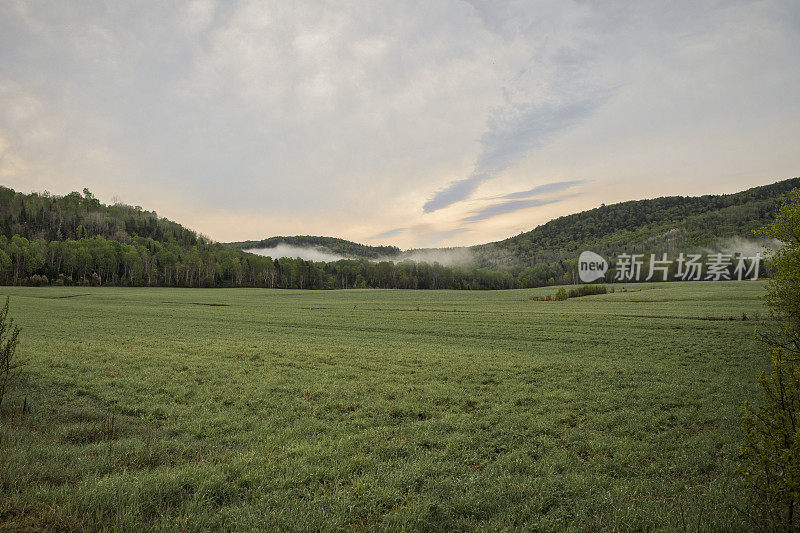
[
  {"x1": 0, "y1": 179, "x2": 796, "y2": 289},
  {"x1": 0, "y1": 187, "x2": 201, "y2": 246},
  {"x1": 0, "y1": 232, "x2": 525, "y2": 289}
]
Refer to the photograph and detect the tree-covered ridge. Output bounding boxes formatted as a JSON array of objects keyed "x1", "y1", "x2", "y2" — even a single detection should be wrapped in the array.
[
  {"x1": 473, "y1": 177, "x2": 800, "y2": 267},
  {"x1": 0, "y1": 186, "x2": 202, "y2": 246},
  {"x1": 232, "y1": 178, "x2": 800, "y2": 269},
  {"x1": 0, "y1": 178, "x2": 797, "y2": 289},
  {"x1": 228, "y1": 236, "x2": 400, "y2": 259},
  {"x1": 0, "y1": 186, "x2": 516, "y2": 288}
]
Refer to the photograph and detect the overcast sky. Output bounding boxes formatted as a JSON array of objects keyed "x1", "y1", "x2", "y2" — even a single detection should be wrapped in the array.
[{"x1": 1, "y1": 1, "x2": 799, "y2": 248}]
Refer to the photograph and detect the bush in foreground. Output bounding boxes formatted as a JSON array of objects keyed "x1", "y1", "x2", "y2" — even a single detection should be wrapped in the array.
[
  {"x1": 740, "y1": 347, "x2": 800, "y2": 529},
  {"x1": 568, "y1": 285, "x2": 608, "y2": 298},
  {"x1": 0, "y1": 296, "x2": 22, "y2": 409},
  {"x1": 530, "y1": 285, "x2": 609, "y2": 301}
]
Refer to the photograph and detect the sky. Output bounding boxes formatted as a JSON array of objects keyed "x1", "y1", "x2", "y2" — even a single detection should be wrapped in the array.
[{"x1": 1, "y1": 1, "x2": 799, "y2": 249}]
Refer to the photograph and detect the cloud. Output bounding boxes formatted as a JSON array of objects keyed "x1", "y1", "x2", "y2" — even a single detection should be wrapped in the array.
[
  {"x1": 502, "y1": 179, "x2": 586, "y2": 199},
  {"x1": 418, "y1": 228, "x2": 470, "y2": 246},
  {"x1": 422, "y1": 174, "x2": 487, "y2": 213},
  {"x1": 423, "y1": 95, "x2": 609, "y2": 213},
  {"x1": 418, "y1": 0, "x2": 626, "y2": 214},
  {"x1": 366, "y1": 227, "x2": 406, "y2": 240},
  {"x1": 1, "y1": 1, "x2": 799, "y2": 250},
  {"x1": 463, "y1": 194, "x2": 577, "y2": 222}
]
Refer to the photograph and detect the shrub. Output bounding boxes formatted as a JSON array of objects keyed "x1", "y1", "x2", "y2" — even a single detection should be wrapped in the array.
[
  {"x1": 29, "y1": 274, "x2": 48, "y2": 286},
  {"x1": 543, "y1": 285, "x2": 608, "y2": 302},
  {"x1": 740, "y1": 347, "x2": 800, "y2": 528},
  {"x1": 567, "y1": 285, "x2": 608, "y2": 298},
  {"x1": 741, "y1": 187, "x2": 800, "y2": 529},
  {"x1": 0, "y1": 296, "x2": 22, "y2": 409}
]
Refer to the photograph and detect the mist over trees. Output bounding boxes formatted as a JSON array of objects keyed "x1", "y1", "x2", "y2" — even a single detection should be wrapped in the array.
[
  {"x1": 0, "y1": 186, "x2": 550, "y2": 289},
  {"x1": 230, "y1": 236, "x2": 401, "y2": 260},
  {"x1": 0, "y1": 232, "x2": 535, "y2": 289},
  {"x1": 0, "y1": 180, "x2": 797, "y2": 290}
]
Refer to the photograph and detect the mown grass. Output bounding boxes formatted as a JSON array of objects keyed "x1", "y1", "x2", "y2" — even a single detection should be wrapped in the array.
[{"x1": 0, "y1": 282, "x2": 769, "y2": 531}]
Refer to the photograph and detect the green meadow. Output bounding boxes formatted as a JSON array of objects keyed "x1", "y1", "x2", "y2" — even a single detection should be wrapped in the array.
[{"x1": 0, "y1": 282, "x2": 770, "y2": 531}]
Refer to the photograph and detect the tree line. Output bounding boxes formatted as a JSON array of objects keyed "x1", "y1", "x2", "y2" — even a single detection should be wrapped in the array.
[
  {"x1": 0, "y1": 233, "x2": 581, "y2": 289},
  {"x1": 0, "y1": 183, "x2": 788, "y2": 289},
  {"x1": 0, "y1": 185, "x2": 583, "y2": 289},
  {"x1": 0, "y1": 232, "x2": 768, "y2": 289}
]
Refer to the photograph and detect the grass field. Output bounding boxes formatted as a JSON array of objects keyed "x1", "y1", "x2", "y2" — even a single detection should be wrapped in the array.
[{"x1": 0, "y1": 282, "x2": 770, "y2": 531}]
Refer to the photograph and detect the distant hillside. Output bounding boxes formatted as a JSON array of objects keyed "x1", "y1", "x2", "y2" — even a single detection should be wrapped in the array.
[
  {"x1": 471, "y1": 177, "x2": 800, "y2": 268},
  {"x1": 228, "y1": 236, "x2": 400, "y2": 259},
  {"x1": 232, "y1": 178, "x2": 800, "y2": 268}
]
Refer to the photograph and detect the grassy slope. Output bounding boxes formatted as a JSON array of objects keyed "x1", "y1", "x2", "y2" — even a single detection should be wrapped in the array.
[{"x1": 1, "y1": 283, "x2": 768, "y2": 531}]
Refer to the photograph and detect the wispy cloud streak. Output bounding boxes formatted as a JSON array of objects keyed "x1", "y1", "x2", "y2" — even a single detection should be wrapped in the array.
[
  {"x1": 502, "y1": 179, "x2": 586, "y2": 199},
  {"x1": 366, "y1": 227, "x2": 406, "y2": 240},
  {"x1": 423, "y1": 96, "x2": 607, "y2": 213},
  {"x1": 463, "y1": 194, "x2": 577, "y2": 222}
]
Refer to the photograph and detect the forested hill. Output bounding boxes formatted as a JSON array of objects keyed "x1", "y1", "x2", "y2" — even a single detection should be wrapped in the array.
[
  {"x1": 229, "y1": 178, "x2": 800, "y2": 268},
  {"x1": 472, "y1": 177, "x2": 800, "y2": 268},
  {"x1": 0, "y1": 186, "x2": 202, "y2": 246},
  {"x1": 228, "y1": 236, "x2": 400, "y2": 259}
]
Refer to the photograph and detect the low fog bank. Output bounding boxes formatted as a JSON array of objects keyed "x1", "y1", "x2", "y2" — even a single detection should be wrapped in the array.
[
  {"x1": 715, "y1": 237, "x2": 784, "y2": 257},
  {"x1": 394, "y1": 248, "x2": 475, "y2": 267},
  {"x1": 247, "y1": 245, "x2": 346, "y2": 262},
  {"x1": 245, "y1": 244, "x2": 478, "y2": 267}
]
